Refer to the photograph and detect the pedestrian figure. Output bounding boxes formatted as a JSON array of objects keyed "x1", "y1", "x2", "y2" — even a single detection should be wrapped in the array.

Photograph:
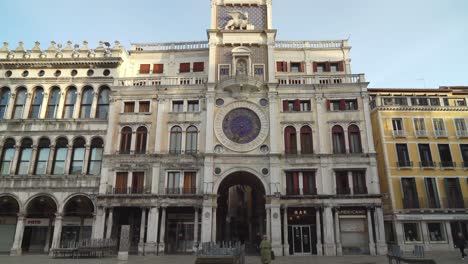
[
  {"x1": 260, "y1": 235, "x2": 272, "y2": 264},
  {"x1": 456, "y1": 232, "x2": 467, "y2": 260}
]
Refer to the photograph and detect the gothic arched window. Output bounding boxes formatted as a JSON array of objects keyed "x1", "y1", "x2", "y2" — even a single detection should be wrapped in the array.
[
  {"x1": 186, "y1": 126, "x2": 198, "y2": 154},
  {"x1": 284, "y1": 126, "x2": 297, "y2": 154},
  {"x1": 348, "y1": 125, "x2": 362, "y2": 153},
  {"x1": 135, "y1": 126, "x2": 148, "y2": 154},
  {"x1": 120, "y1": 127, "x2": 132, "y2": 154},
  {"x1": 300, "y1": 126, "x2": 313, "y2": 154},
  {"x1": 169, "y1": 126, "x2": 182, "y2": 154},
  {"x1": 332, "y1": 125, "x2": 346, "y2": 154}
]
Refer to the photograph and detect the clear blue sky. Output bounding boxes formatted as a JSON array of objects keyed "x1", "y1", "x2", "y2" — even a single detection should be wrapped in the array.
[{"x1": 1, "y1": 0, "x2": 467, "y2": 88}]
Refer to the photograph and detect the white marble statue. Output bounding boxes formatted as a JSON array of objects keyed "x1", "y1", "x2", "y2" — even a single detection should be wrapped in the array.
[{"x1": 225, "y1": 11, "x2": 253, "y2": 30}]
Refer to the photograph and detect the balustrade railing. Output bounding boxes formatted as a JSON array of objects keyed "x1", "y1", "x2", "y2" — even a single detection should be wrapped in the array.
[
  {"x1": 115, "y1": 76, "x2": 208, "y2": 87},
  {"x1": 132, "y1": 41, "x2": 209, "y2": 51},
  {"x1": 276, "y1": 74, "x2": 365, "y2": 85},
  {"x1": 397, "y1": 161, "x2": 413, "y2": 168},
  {"x1": 109, "y1": 187, "x2": 149, "y2": 195},
  {"x1": 165, "y1": 188, "x2": 197, "y2": 195},
  {"x1": 275, "y1": 40, "x2": 346, "y2": 49}
]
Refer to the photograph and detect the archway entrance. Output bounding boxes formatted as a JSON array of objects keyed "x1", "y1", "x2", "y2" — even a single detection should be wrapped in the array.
[
  {"x1": 62, "y1": 196, "x2": 94, "y2": 247},
  {"x1": 0, "y1": 196, "x2": 19, "y2": 253},
  {"x1": 23, "y1": 196, "x2": 57, "y2": 253},
  {"x1": 216, "y1": 171, "x2": 266, "y2": 254}
]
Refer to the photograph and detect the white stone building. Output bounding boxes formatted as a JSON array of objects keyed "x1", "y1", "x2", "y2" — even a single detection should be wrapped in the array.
[{"x1": 0, "y1": 0, "x2": 386, "y2": 257}]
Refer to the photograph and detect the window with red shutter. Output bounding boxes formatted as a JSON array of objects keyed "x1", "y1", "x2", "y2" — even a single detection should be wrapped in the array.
[
  {"x1": 338, "y1": 61, "x2": 345, "y2": 72},
  {"x1": 282, "y1": 100, "x2": 289, "y2": 112},
  {"x1": 179, "y1": 63, "x2": 191, "y2": 73},
  {"x1": 193, "y1": 62, "x2": 204, "y2": 72},
  {"x1": 325, "y1": 62, "x2": 331, "y2": 72},
  {"x1": 326, "y1": 100, "x2": 331, "y2": 111},
  {"x1": 313, "y1": 62, "x2": 318, "y2": 72},
  {"x1": 339, "y1": 99, "x2": 346, "y2": 111},
  {"x1": 276, "y1": 62, "x2": 282, "y2": 72},
  {"x1": 284, "y1": 126, "x2": 297, "y2": 154},
  {"x1": 293, "y1": 99, "x2": 301, "y2": 111},
  {"x1": 300, "y1": 62, "x2": 305, "y2": 72},
  {"x1": 300, "y1": 126, "x2": 313, "y2": 154},
  {"x1": 283, "y1": 62, "x2": 288, "y2": 72},
  {"x1": 153, "y1": 64, "x2": 164, "y2": 74},
  {"x1": 139, "y1": 64, "x2": 150, "y2": 74},
  {"x1": 292, "y1": 172, "x2": 299, "y2": 194}
]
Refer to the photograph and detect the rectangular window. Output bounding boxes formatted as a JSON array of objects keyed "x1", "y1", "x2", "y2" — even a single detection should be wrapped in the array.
[
  {"x1": 35, "y1": 148, "x2": 50, "y2": 175},
  {"x1": 286, "y1": 172, "x2": 300, "y2": 195},
  {"x1": 172, "y1": 101, "x2": 184, "y2": 112},
  {"x1": 290, "y1": 62, "x2": 304, "y2": 73},
  {"x1": 139, "y1": 101, "x2": 150, "y2": 113},
  {"x1": 139, "y1": 64, "x2": 150, "y2": 74},
  {"x1": 115, "y1": 172, "x2": 128, "y2": 194},
  {"x1": 404, "y1": 223, "x2": 422, "y2": 242},
  {"x1": 456, "y1": 99, "x2": 467, "y2": 106},
  {"x1": 1, "y1": 148, "x2": 15, "y2": 175},
  {"x1": 433, "y1": 118, "x2": 445, "y2": 133},
  {"x1": 153, "y1": 64, "x2": 164, "y2": 74},
  {"x1": 219, "y1": 65, "x2": 230, "y2": 80},
  {"x1": 193, "y1": 62, "x2": 205, "y2": 72},
  {"x1": 444, "y1": 178, "x2": 464, "y2": 208},
  {"x1": 427, "y1": 223, "x2": 446, "y2": 242},
  {"x1": 429, "y1": 98, "x2": 440, "y2": 106},
  {"x1": 254, "y1": 65, "x2": 265, "y2": 80},
  {"x1": 302, "y1": 171, "x2": 316, "y2": 195},
  {"x1": 352, "y1": 171, "x2": 367, "y2": 194},
  {"x1": 336, "y1": 171, "x2": 350, "y2": 195},
  {"x1": 70, "y1": 148, "x2": 85, "y2": 174},
  {"x1": 411, "y1": 97, "x2": 429, "y2": 106},
  {"x1": 396, "y1": 144, "x2": 411, "y2": 167},
  {"x1": 276, "y1": 61, "x2": 288, "y2": 72},
  {"x1": 52, "y1": 148, "x2": 67, "y2": 175},
  {"x1": 424, "y1": 178, "x2": 440, "y2": 208},
  {"x1": 328, "y1": 99, "x2": 357, "y2": 111},
  {"x1": 402, "y1": 178, "x2": 419, "y2": 209},
  {"x1": 455, "y1": 119, "x2": 467, "y2": 132},
  {"x1": 418, "y1": 144, "x2": 434, "y2": 167},
  {"x1": 438, "y1": 144, "x2": 453, "y2": 167},
  {"x1": 124, "y1": 102, "x2": 135, "y2": 113},
  {"x1": 179, "y1": 63, "x2": 191, "y2": 73},
  {"x1": 461, "y1": 144, "x2": 468, "y2": 168},
  {"x1": 167, "y1": 171, "x2": 181, "y2": 194},
  {"x1": 132, "y1": 172, "x2": 144, "y2": 194},
  {"x1": 413, "y1": 118, "x2": 426, "y2": 131},
  {"x1": 187, "y1": 100, "x2": 199, "y2": 112},
  {"x1": 345, "y1": 99, "x2": 358, "y2": 110},
  {"x1": 315, "y1": 62, "x2": 327, "y2": 73},
  {"x1": 392, "y1": 118, "x2": 404, "y2": 131},
  {"x1": 183, "y1": 171, "x2": 197, "y2": 194},
  {"x1": 17, "y1": 149, "x2": 32, "y2": 175}
]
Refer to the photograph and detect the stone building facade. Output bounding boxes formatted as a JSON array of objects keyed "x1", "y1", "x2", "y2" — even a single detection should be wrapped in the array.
[{"x1": 0, "y1": 0, "x2": 386, "y2": 257}]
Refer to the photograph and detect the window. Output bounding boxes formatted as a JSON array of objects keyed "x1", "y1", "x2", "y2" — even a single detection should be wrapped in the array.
[
  {"x1": 167, "y1": 171, "x2": 181, "y2": 194},
  {"x1": 456, "y1": 99, "x2": 467, "y2": 106},
  {"x1": 88, "y1": 138, "x2": 103, "y2": 175},
  {"x1": 135, "y1": 126, "x2": 148, "y2": 154},
  {"x1": 179, "y1": 63, "x2": 191, "y2": 73},
  {"x1": 187, "y1": 100, "x2": 199, "y2": 112},
  {"x1": 52, "y1": 138, "x2": 68, "y2": 175},
  {"x1": 303, "y1": 171, "x2": 316, "y2": 195},
  {"x1": 276, "y1": 61, "x2": 288, "y2": 72},
  {"x1": 427, "y1": 223, "x2": 446, "y2": 242},
  {"x1": 300, "y1": 126, "x2": 313, "y2": 154},
  {"x1": 183, "y1": 171, "x2": 196, "y2": 194},
  {"x1": 16, "y1": 138, "x2": 33, "y2": 175},
  {"x1": 124, "y1": 102, "x2": 135, "y2": 113},
  {"x1": 46, "y1": 87, "x2": 60, "y2": 119},
  {"x1": 139, "y1": 64, "x2": 150, "y2": 74},
  {"x1": 433, "y1": 118, "x2": 446, "y2": 136},
  {"x1": 120, "y1": 127, "x2": 132, "y2": 154},
  {"x1": 63, "y1": 87, "x2": 77, "y2": 119},
  {"x1": 0, "y1": 87, "x2": 11, "y2": 119},
  {"x1": 392, "y1": 118, "x2": 404, "y2": 131},
  {"x1": 413, "y1": 118, "x2": 426, "y2": 136},
  {"x1": 132, "y1": 172, "x2": 144, "y2": 194},
  {"x1": 313, "y1": 61, "x2": 344, "y2": 72},
  {"x1": 172, "y1": 101, "x2": 184, "y2": 112},
  {"x1": 438, "y1": 144, "x2": 453, "y2": 167},
  {"x1": 443, "y1": 98, "x2": 449, "y2": 106},
  {"x1": 170, "y1": 126, "x2": 182, "y2": 154},
  {"x1": 35, "y1": 138, "x2": 50, "y2": 175},
  {"x1": 332, "y1": 125, "x2": 346, "y2": 154},
  {"x1": 455, "y1": 119, "x2": 467, "y2": 135},
  {"x1": 336, "y1": 171, "x2": 350, "y2": 195},
  {"x1": 284, "y1": 126, "x2": 297, "y2": 154},
  {"x1": 348, "y1": 125, "x2": 362, "y2": 153},
  {"x1": 402, "y1": 178, "x2": 419, "y2": 209},
  {"x1": 444, "y1": 178, "x2": 464, "y2": 208},
  {"x1": 0, "y1": 139, "x2": 15, "y2": 175},
  {"x1": 153, "y1": 64, "x2": 164, "y2": 74},
  {"x1": 186, "y1": 126, "x2": 198, "y2": 154},
  {"x1": 219, "y1": 65, "x2": 230, "y2": 80},
  {"x1": 352, "y1": 171, "x2": 367, "y2": 194},
  {"x1": 13, "y1": 88, "x2": 27, "y2": 119},
  {"x1": 461, "y1": 145, "x2": 468, "y2": 168},
  {"x1": 115, "y1": 172, "x2": 128, "y2": 194},
  {"x1": 418, "y1": 144, "x2": 434, "y2": 167},
  {"x1": 315, "y1": 62, "x2": 326, "y2": 73},
  {"x1": 330, "y1": 63, "x2": 339, "y2": 72},
  {"x1": 29, "y1": 88, "x2": 45, "y2": 119},
  {"x1": 396, "y1": 144, "x2": 411, "y2": 167},
  {"x1": 139, "y1": 101, "x2": 150, "y2": 113},
  {"x1": 429, "y1": 98, "x2": 440, "y2": 106},
  {"x1": 283, "y1": 100, "x2": 310, "y2": 112},
  {"x1": 424, "y1": 178, "x2": 440, "y2": 208},
  {"x1": 70, "y1": 138, "x2": 85, "y2": 174},
  {"x1": 96, "y1": 87, "x2": 110, "y2": 119},
  {"x1": 253, "y1": 65, "x2": 264, "y2": 80},
  {"x1": 290, "y1": 62, "x2": 304, "y2": 73},
  {"x1": 404, "y1": 223, "x2": 421, "y2": 242},
  {"x1": 80, "y1": 87, "x2": 93, "y2": 118},
  {"x1": 411, "y1": 97, "x2": 429, "y2": 106},
  {"x1": 286, "y1": 172, "x2": 300, "y2": 195},
  {"x1": 193, "y1": 62, "x2": 204, "y2": 72},
  {"x1": 327, "y1": 99, "x2": 358, "y2": 111}
]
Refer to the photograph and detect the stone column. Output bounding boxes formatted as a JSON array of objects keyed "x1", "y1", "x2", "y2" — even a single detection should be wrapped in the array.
[
  {"x1": 268, "y1": 92, "x2": 280, "y2": 154},
  {"x1": 138, "y1": 208, "x2": 147, "y2": 255},
  {"x1": 316, "y1": 208, "x2": 323, "y2": 256},
  {"x1": 154, "y1": 98, "x2": 165, "y2": 154},
  {"x1": 151, "y1": 163, "x2": 161, "y2": 194},
  {"x1": 201, "y1": 204, "x2": 213, "y2": 243},
  {"x1": 105, "y1": 208, "x2": 113, "y2": 239},
  {"x1": 89, "y1": 93, "x2": 99, "y2": 119},
  {"x1": 46, "y1": 145, "x2": 55, "y2": 175},
  {"x1": 420, "y1": 221, "x2": 430, "y2": 251},
  {"x1": 9, "y1": 145, "x2": 20, "y2": 175},
  {"x1": 211, "y1": 207, "x2": 217, "y2": 242},
  {"x1": 49, "y1": 214, "x2": 63, "y2": 255},
  {"x1": 64, "y1": 145, "x2": 73, "y2": 175},
  {"x1": 270, "y1": 206, "x2": 282, "y2": 257},
  {"x1": 395, "y1": 221, "x2": 405, "y2": 248},
  {"x1": 445, "y1": 222, "x2": 454, "y2": 249},
  {"x1": 322, "y1": 207, "x2": 336, "y2": 256},
  {"x1": 204, "y1": 92, "x2": 215, "y2": 154},
  {"x1": 82, "y1": 144, "x2": 91, "y2": 175},
  {"x1": 374, "y1": 207, "x2": 387, "y2": 255},
  {"x1": 158, "y1": 206, "x2": 166, "y2": 254},
  {"x1": 56, "y1": 91, "x2": 65, "y2": 119},
  {"x1": 28, "y1": 145, "x2": 38, "y2": 175},
  {"x1": 39, "y1": 91, "x2": 49, "y2": 119},
  {"x1": 145, "y1": 206, "x2": 159, "y2": 255},
  {"x1": 367, "y1": 209, "x2": 376, "y2": 255},
  {"x1": 334, "y1": 209, "x2": 342, "y2": 256},
  {"x1": 92, "y1": 207, "x2": 106, "y2": 239},
  {"x1": 22, "y1": 92, "x2": 32, "y2": 119},
  {"x1": 5, "y1": 92, "x2": 16, "y2": 119},
  {"x1": 72, "y1": 92, "x2": 82, "y2": 119},
  {"x1": 362, "y1": 95, "x2": 376, "y2": 153},
  {"x1": 193, "y1": 207, "x2": 199, "y2": 252},
  {"x1": 282, "y1": 207, "x2": 289, "y2": 256},
  {"x1": 10, "y1": 214, "x2": 25, "y2": 256},
  {"x1": 44, "y1": 220, "x2": 52, "y2": 253},
  {"x1": 266, "y1": 207, "x2": 271, "y2": 240}
]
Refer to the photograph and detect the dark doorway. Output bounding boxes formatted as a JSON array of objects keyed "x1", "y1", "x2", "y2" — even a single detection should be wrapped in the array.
[
  {"x1": 111, "y1": 207, "x2": 142, "y2": 254},
  {"x1": 0, "y1": 196, "x2": 19, "y2": 254}
]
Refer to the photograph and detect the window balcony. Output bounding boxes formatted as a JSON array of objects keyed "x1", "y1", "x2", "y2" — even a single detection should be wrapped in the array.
[
  {"x1": 336, "y1": 187, "x2": 351, "y2": 195},
  {"x1": 397, "y1": 161, "x2": 413, "y2": 169},
  {"x1": 303, "y1": 187, "x2": 318, "y2": 195},
  {"x1": 434, "y1": 130, "x2": 448, "y2": 138},
  {"x1": 419, "y1": 161, "x2": 436, "y2": 169},
  {"x1": 286, "y1": 187, "x2": 318, "y2": 196},
  {"x1": 440, "y1": 161, "x2": 456, "y2": 169},
  {"x1": 415, "y1": 130, "x2": 428, "y2": 138},
  {"x1": 456, "y1": 130, "x2": 468, "y2": 138},
  {"x1": 108, "y1": 187, "x2": 149, "y2": 195},
  {"x1": 353, "y1": 186, "x2": 368, "y2": 195},
  {"x1": 442, "y1": 198, "x2": 467, "y2": 209},
  {"x1": 165, "y1": 188, "x2": 198, "y2": 195},
  {"x1": 402, "y1": 197, "x2": 421, "y2": 209},
  {"x1": 392, "y1": 130, "x2": 406, "y2": 138}
]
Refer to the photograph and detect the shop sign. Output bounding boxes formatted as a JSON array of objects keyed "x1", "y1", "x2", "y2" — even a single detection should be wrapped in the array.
[
  {"x1": 25, "y1": 218, "x2": 50, "y2": 226},
  {"x1": 340, "y1": 209, "x2": 366, "y2": 215},
  {"x1": 63, "y1": 218, "x2": 94, "y2": 226}
]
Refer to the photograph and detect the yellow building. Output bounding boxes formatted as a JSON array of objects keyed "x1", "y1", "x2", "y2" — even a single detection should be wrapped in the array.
[{"x1": 369, "y1": 87, "x2": 468, "y2": 251}]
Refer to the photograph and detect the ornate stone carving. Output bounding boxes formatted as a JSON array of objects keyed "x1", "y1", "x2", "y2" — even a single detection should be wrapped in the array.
[{"x1": 225, "y1": 11, "x2": 255, "y2": 30}]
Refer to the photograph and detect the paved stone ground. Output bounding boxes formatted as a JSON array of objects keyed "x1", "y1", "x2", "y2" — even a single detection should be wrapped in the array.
[{"x1": 0, "y1": 252, "x2": 464, "y2": 264}]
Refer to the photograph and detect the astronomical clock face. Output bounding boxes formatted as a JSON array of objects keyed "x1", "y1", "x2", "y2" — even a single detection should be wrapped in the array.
[{"x1": 214, "y1": 101, "x2": 269, "y2": 152}]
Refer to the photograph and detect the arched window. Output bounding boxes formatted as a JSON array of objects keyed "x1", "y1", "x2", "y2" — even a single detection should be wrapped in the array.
[
  {"x1": 80, "y1": 87, "x2": 93, "y2": 118},
  {"x1": 300, "y1": 126, "x2": 313, "y2": 154},
  {"x1": 29, "y1": 87, "x2": 44, "y2": 119},
  {"x1": 53, "y1": 137, "x2": 68, "y2": 175},
  {"x1": 88, "y1": 138, "x2": 103, "y2": 175},
  {"x1": 46, "y1": 87, "x2": 61, "y2": 119},
  {"x1": 120, "y1": 127, "x2": 132, "y2": 154},
  {"x1": 348, "y1": 125, "x2": 362, "y2": 153},
  {"x1": 35, "y1": 138, "x2": 51, "y2": 175},
  {"x1": 284, "y1": 126, "x2": 297, "y2": 154},
  {"x1": 13, "y1": 88, "x2": 27, "y2": 119},
  {"x1": 0, "y1": 139, "x2": 15, "y2": 175},
  {"x1": 169, "y1": 126, "x2": 182, "y2": 154},
  {"x1": 0, "y1": 87, "x2": 11, "y2": 120},
  {"x1": 96, "y1": 87, "x2": 110, "y2": 119},
  {"x1": 332, "y1": 125, "x2": 346, "y2": 154},
  {"x1": 70, "y1": 138, "x2": 86, "y2": 174},
  {"x1": 186, "y1": 126, "x2": 198, "y2": 154},
  {"x1": 63, "y1": 87, "x2": 77, "y2": 118},
  {"x1": 17, "y1": 138, "x2": 33, "y2": 175},
  {"x1": 135, "y1": 126, "x2": 148, "y2": 154}
]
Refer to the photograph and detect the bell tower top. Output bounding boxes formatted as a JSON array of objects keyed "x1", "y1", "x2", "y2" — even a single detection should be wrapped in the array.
[{"x1": 210, "y1": 0, "x2": 273, "y2": 30}]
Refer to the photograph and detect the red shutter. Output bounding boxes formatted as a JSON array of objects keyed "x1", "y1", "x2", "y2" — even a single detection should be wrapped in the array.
[
  {"x1": 313, "y1": 62, "x2": 318, "y2": 72},
  {"x1": 294, "y1": 99, "x2": 301, "y2": 111},
  {"x1": 325, "y1": 62, "x2": 331, "y2": 72},
  {"x1": 293, "y1": 172, "x2": 299, "y2": 193},
  {"x1": 300, "y1": 62, "x2": 305, "y2": 72},
  {"x1": 283, "y1": 100, "x2": 289, "y2": 112},
  {"x1": 303, "y1": 173, "x2": 309, "y2": 194},
  {"x1": 180, "y1": 63, "x2": 191, "y2": 73},
  {"x1": 139, "y1": 64, "x2": 150, "y2": 74},
  {"x1": 116, "y1": 172, "x2": 128, "y2": 194},
  {"x1": 284, "y1": 128, "x2": 291, "y2": 153},
  {"x1": 339, "y1": 99, "x2": 346, "y2": 111},
  {"x1": 276, "y1": 62, "x2": 282, "y2": 72},
  {"x1": 153, "y1": 64, "x2": 164, "y2": 74},
  {"x1": 283, "y1": 62, "x2": 288, "y2": 72},
  {"x1": 338, "y1": 61, "x2": 345, "y2": 72},
  {"x1": 326, "y1": 100, "x2": 331, "y2": 111},
  {"x1": 193, "y1": 62, "x2": 204, "y2": 72}
]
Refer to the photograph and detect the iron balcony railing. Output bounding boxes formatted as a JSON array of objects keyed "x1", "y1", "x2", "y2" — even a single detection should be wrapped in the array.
[
  {"x1": 456, "y1": 130, "x2": 468, "y2": 138},
  {"x1": 165, "y1": 188, "x2": 197, "y2": 195},
  {"x1": 415, "y1": 130, "x2": 428, "y2": 138},
  {"x1": 434, "y1": 130, "x2": 448, "y2": 138},
  {"x1": 276, "y1": 74, "x2": 365, "y2": 85},
  {"x1": 109, "y1": 187, "x2": 149, "y2": 195},
  {"x1": 402, "y1": 197, "x2": 421, "y2": 209},
  {"x1": 440, "y1": 161, "x2": 456, "y2": 169},
  {"x1": 397, "y1": 161, "x2": 413, "y2": 168},
  {"x1": 420, "y1": 161, "x2": 436, "y2": 168},
  {"x1": 392, "y1": 130, "x2": 406, "y2": 138},
  {"x1": 442, "y1": 198, "x2": 467, "y2": 209}
]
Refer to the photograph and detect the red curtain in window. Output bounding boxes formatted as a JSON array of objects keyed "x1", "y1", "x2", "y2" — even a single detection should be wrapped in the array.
[
  {"x1": 193, "y1": 62, "x2": 205, "y2": 72},
  {"x1": 115, "y1": 172, "x2": 128, "y2": 194},
  {"x1": 139, "y1": 64, "x2": 150, "y2": 74},
  {"x1": 282, "y1": 100, "x2": 289, "y2": 112},
  {"x1": 276, "y1": 62, "x2": 282, "y2": 72},
  {"x1": 300, "y1": 126, "x2": 313, "y2": 154},
  {"x1": 153, "y1": 64, "x2": 164, "y2": 74},
  {"x1": 180, "y1": 63, "x2": 191, "y2": 73},
  {"x1": 284, "y1": 126, "x2": 297, "y2": 154},
  {"x1": 325, "y1": 62, "x2": 331, "y2": 72},
  {"x1": 292, "y1": 172, "x2": 299, "y2": 194}
]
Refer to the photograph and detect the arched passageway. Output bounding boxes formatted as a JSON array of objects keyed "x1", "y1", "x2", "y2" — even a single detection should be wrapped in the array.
[
  {"x1": 61, "y1": 195, "x2": 95, "y2": 247},
  {"x1": 0, "y1": 196, "x2": 19, "y2": 253},
  {"x1": 22, "y1": 196, "x2": 57, "y2": 253}
]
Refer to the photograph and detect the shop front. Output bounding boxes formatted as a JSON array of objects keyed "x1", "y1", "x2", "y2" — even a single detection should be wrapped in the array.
[
  {"x1": 287, "y1": 208, "x2": 317, "y2": 255},
  {"x1": 166, "y1": 207, "x2": 200, "y2": 254},
  {"x1": 22, "y1": 218, "x2": 53, "y2": 253},
  {"x1": 0, "y1": 196, "x2": 19, "y2": 254},
  {"x1": 339, "y1": 208, "x2": 370, "y2": 255}
]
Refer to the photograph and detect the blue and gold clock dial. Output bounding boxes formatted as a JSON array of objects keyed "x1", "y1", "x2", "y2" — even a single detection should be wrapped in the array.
[{"x1": 222, "y1": 108, "x2": 261, "y2": 144}]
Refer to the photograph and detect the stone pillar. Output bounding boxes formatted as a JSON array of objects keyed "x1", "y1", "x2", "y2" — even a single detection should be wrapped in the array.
[
  {"x1": 420, "y1": 221, "x2": 430, "y2": 251},
  {"x1": 154, "y1": 98, "x2": 165, "y2": 154},
  {"x1": 46, "y1": 145, "x2": 55, "y2": 175},
  {"x1": 282, "y1": 207, "x2": 289, "y2": 256},
  {"x1": 10, "y1": 214, "x2": 25, "y2": 256},
  {"x1": 268, "y1": 92, "x2": 280, "y2": 154},
  {"x1": 118, "y1": 225, "x2": 130, "y2": 261},
  {"x1": 323, "y1": 207, "x2": 336, "y2": 256},
  {"x1": 374, "y1": 207, "x2": 387, "y2": 255},
  {"x1": 89, "y1": 93, "x2": 99, "y2": 119},
  {"x1": 316, "y1": 208, "x2": 323, "y2": 256},
  {"x1": 266, "y1": 207, "x2": 271, "y2": 240},
  {"x1": 56, "y1": 91, "x2": 65, "y2": 119},
  {"x1": 92, "y1": 207, "x2": 106, "y2": 239},
  {"x1": 5, "y1": 92, "x2": 15, "y2": 119},
  {"x1": 334, "y1": 209, "x2": 342, "y2": 256},
  {"x1": 22, "y1": 92, "x2": 32, "y2": 119},
  {"x1": 44, "y1": 220, "x2": 52, "y2": 253},
  {"x1": 204, "y1": 92, "x2": 215, "y2": 154},
  {"x1": 64, "y1": 145, "x2": 73, "y2": 175},
  {"x1": 201, "y1": 204, "x2": 213, "y2": 243},
  {"x1": 28, "y1": 145, "x2": 38, "y2": 175},
  {"x1": 49, "y1": 214, "x2": 63, "y2": 255},
  {"x1": 445, "y1": 222, "x2": 454, "y2": 249},
  {"x1": 82, "y1": 144, "x2": 91, "y2": 175},
  {"x1": 193, "y1": 207, "x2": 199, "y2": 252},
  {"x1": 158, "y1": 206, "x2": 166, "y2": 254},
  {"x1": 9, "y1": 145, "x2": 20, "y2": 175},
  {"x1": 39, "y1": 91, "x2": 49, "y2": 119},
  {"x1": 395, "y1": 221, "x2": 405, "y2": 248},
  {"x1": 138, "y1": 208, "x2": 146, "y2": 255},
  {"x1": 211, "y1": 207, "x2": 217, "y2": 242},
  {"x1": 270, "y1": 206, "x2": 282, "y2": 257},
  {"x1": 362, "y1": 95, "x2": 376, "y2": 153},
  {"x1": 72, "y1": 91, "x2": 82, "y2": 119},
  {"x1": 367, "y1": 209, "x2": 376, "y2": 255},
  {"x1": 145, "y1": 207, "x2": 159, "y2": 255},
  {"x1": 151, "y1": 163, "x2": 160, "y2": 194},
  {"x1": 105, "y1": 208, "x2": 113, "y2": 239}
]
